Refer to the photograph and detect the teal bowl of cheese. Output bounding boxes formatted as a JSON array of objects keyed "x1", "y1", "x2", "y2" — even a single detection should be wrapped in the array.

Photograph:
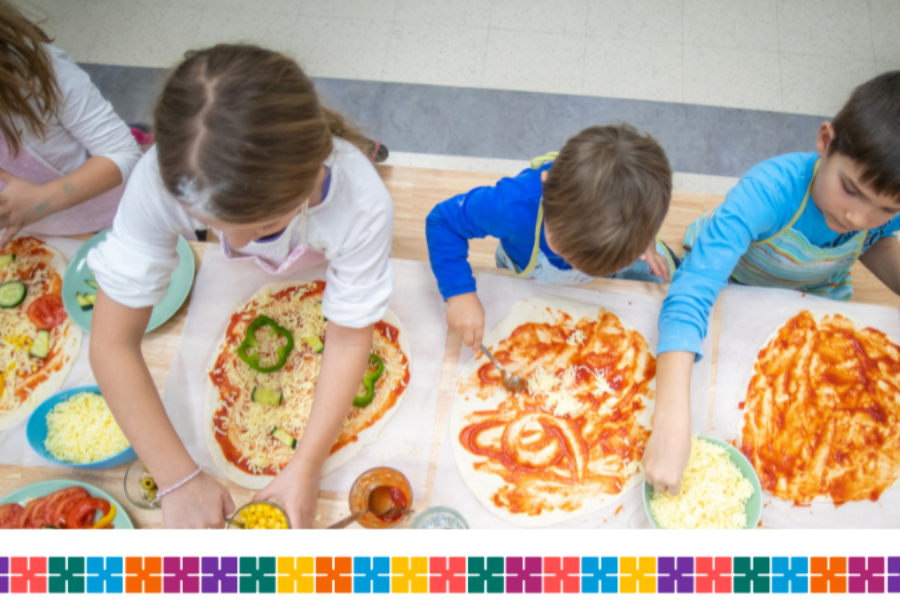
[
  {"x1": 26, "y1": 385, "x2": 136, "y2": 470},
  {"x1": 643, "y1": 435, "x2": 762, "y2": 529}
]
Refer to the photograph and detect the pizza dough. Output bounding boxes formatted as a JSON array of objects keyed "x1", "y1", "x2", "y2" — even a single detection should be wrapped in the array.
[
  {"x1": 741, "y1": 309, "x2": 900, "y2": 505},
  {"x1": 451, "y1": 295, "x2": 656, "y2": 527},
  {"x1": 205, "y1": 281, "x2": 411, "y2": 489},
  {"x1": 0, "y1": 237, "x2": 81, "y2": 431}
]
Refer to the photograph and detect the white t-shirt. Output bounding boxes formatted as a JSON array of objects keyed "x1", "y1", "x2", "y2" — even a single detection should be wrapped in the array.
[
  {"x1": 8, "y1": 45, "x2": 140, "y2": 179},
  {"x1": 87, "y1": 138, "x2": 395, "y2": 328}
]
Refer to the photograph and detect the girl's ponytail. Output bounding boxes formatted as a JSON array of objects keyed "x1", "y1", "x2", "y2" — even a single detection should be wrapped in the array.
[{"x1": 322, "y1": 106, "x2": 369, "y2": 155}]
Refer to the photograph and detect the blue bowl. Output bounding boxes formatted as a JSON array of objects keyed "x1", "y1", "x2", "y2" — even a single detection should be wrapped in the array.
[{"x1": 26, "y1": 385, "x2": 136, "y2": 470}]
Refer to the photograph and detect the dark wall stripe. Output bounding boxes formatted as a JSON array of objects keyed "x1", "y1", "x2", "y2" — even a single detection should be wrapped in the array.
[{"x1": 80, "y1": 62, "x2": 828, "y2": 179}]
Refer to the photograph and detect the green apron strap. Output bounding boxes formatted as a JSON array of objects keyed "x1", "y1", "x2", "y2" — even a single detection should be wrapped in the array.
[
  {"x1": 517, "y1": 202, "x2": 544, "y2": 278},
  {"x1": 755, "y1": 159, "x2": 820, "y2": 246},
  {"x1": 531, "y1": 152, "x2": 559, "y2": 169}
]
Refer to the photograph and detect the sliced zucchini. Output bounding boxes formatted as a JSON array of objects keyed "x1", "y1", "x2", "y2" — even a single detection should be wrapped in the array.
[
  {"x1": 272, "y1": 427, "x2": 297, "y2": 449},
  {"x1": 252, "y1": 387, "x2": 283, "y2": 407},
  {"x1": 75, "y1": 292, "x2": 95, "y2": 311},
  {"x1": 85, "y1": 279, "x2": 99, "y2": 289},
  {"x1": 30, "y1": 330, "x2": 50, "y2": 359},
  {"x1": 305, "y1": 335, "x2": 324, "y2": 353},
  {"x1": 0, "y1": 254, "x2": 14, "y2": 268},
  {"x1": 0, "y1": 281, "x2": 26, "y2": 308},
  {"x1": 318, "y1": 300, "x2": 327, "y2": 322}
]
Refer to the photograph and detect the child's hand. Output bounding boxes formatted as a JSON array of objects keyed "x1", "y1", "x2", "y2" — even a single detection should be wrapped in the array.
[
  {"x1": 640, "y1": 242, "x2": 671, "y2": 283},
  {"x1": 446, "y1": 292, "x2": 485, "y2": 353},
  {"x1": 0, "y1": 169, "x2": 50, "y2": 247},
  {"x1": 642, "y1": 407, "x2": 692, "y2": 495},
  {"x1": 253, "y1": 459, "x2": 319, "y2": 528},
  {"x1": 160, "y1": 471, "x2": 236, "y2": 529}
]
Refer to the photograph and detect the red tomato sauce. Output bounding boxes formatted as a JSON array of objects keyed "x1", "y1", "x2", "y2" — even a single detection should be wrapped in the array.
[{"x1": 741, "y1": 311, "x2": 900, "y2": 505}]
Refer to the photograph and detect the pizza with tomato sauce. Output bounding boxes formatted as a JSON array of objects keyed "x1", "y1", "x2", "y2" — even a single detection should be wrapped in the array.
[
  {"x1": 206, "y1": 281, "x2": 411, "y2": 489},
  {"x1": 0, "y1": 237, "x2": 81, "y2": 431},
  {"x1": 451, "y1": 295, "x2": 656, "y2": 527},
  {"x1": 741, "y1": 310, "x2": 900, "y2": 506}
]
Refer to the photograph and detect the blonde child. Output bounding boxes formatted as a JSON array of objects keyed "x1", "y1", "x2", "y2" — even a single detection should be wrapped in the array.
[
  {"x1": 87, "y1": 45, "x2": 394, "y2": 529},
  {"x1": 426, "y1": 125, "x2": 676, "y2": 351},
  {"x1": 0, "y1": 0, "x2": 140, "y2": 246},
  {"x1": 644, "y1": 71, "x2": 900, "y2": 494}
]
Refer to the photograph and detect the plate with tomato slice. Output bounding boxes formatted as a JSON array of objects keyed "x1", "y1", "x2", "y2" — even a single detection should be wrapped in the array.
[
  {"x1": 61, "y1": 228, "x2": 195, "y2": 333},
  {"x1": 0, "y1": 479, "x2": 133, "y2": 529}
]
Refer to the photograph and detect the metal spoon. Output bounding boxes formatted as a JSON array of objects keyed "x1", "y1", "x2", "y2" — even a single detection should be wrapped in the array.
[
  {"x1": 328, "y1": 485, "x2": 396, "y2": 529},
  {"x1": 480, "y1": 344, "x2": 527, "y2": 393}
]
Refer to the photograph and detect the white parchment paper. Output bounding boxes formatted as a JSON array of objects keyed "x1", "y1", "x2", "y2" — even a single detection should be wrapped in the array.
[
  {"x1": 0, "y1": 235, "x2": 95, "y2": 467},
  {"x1": 430, "y1": 273, "x2": 713, "y2": 528},
  {"x1": 161, "y1": 247, "x2": 446, "y2": 500},
  {"x1": 712, "y1": 285, "x2": 900, "y2": 528}
]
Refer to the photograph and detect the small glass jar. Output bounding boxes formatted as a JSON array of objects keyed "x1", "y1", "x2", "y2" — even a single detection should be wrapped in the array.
[
  {"x1": 409, "y1": 506, "x2": 469, "y2": 529},
  {"x1": 123, "y1": 459, "x2": 160, "y2": 510},
  {"x1": 348, "y1": 467, "x2": 413, "y2": 529}
]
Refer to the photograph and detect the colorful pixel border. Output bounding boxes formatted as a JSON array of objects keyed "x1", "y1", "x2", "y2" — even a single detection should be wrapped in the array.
[{"x1": 0, "y1": 556, "x2": 898, "y2": 594}]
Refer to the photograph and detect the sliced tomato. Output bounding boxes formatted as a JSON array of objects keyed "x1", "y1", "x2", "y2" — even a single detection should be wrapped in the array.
[
  {"x1": 22, "y1": 496, "x2": 49, "y2": 529},
  {"x1": 0, "y1": 503, "x2": 24, "y2": 529},
  {"x1": 65, "y1": 498, "x2": 109, "y2": 529},
  {"x1": 26, "y1": 293, "x2": 66, "y2": 329},
  {"x1": 49, "y1": 488, "x2": 89, "y2": 528}
]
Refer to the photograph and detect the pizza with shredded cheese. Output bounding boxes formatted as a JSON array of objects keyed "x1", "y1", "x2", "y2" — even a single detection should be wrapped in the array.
[
  {"x1": 451, "y1": 295, "x2": 655, "y2": 527},
  {"x1": 741, "y1": 310, "x2": 900, "y2": 506},
  {"x1": 0, "y1": 237, "x2": 81, "y2": 431},
  {"x1": 206, "y1": 281, "x2": 410, "y2": 489}
]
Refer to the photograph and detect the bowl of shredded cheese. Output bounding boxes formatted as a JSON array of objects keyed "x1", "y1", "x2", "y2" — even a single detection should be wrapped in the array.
[
  {"x1": 643, "y1": 435, "x2": 762, "y2": 529},
  {"x1": 26, "y1": 385, "x2": 135, "y2": 470}
]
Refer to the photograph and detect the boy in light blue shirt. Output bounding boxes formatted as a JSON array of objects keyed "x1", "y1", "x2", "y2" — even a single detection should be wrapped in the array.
[{"x1": 645, "y1": 71, "x2": 900, "y2": 495}]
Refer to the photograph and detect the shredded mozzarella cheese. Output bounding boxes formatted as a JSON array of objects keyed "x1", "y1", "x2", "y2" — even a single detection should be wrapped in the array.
[
  {"x1": 649, "y1": 437, "x2": 754, "y2": 529},
  {"x1": 44, "y1": 392, "x2": 130, "y2": 463}
]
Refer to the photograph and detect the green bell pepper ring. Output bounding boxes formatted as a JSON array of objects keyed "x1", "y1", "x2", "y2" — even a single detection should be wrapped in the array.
[
  {"x1": 237, "y1": 315, "x2": 295, "y2": 373},
  {"x1": 352, "y1": 354, "x2": 384, "y2": 408}
]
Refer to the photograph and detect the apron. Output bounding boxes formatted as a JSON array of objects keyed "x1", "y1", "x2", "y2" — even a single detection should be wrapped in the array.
[
  {"x1": 683, "y1": 160, "x2": 865, "y2": 301},
  {"x1": 0, "y1": 131, "x2": 125, "y2": 235},
  {"x1": 496, "y1": 152, "x2": 676, "y2": 285},
  {"x1": 220, "y1": 199, "x2": 327, "y2": 275}
]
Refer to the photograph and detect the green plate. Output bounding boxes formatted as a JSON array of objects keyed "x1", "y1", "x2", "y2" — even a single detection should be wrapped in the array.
[
  {"x1": 0, "y1": 479, "x2": 134, "y2": 529},
  {"x1": 643, "y1": 435, "x2": 763, "y2": 529},
  {"x1": 62, "y1": 228, "x2": 195, "y2": 333}
]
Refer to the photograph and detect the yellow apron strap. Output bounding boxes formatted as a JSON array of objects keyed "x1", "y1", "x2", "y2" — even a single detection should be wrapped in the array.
[
  {"x1": 530, "y1": 152, "x2": 559, "y2": 169},
  {"x1": 517, "y1": 203, "x2": 544, "y2": 278},
  {"x1": 755, "y1": 159, "x2": 820, "y2": 246},
  {"x1": 854, "y1": 229, "x2": 868, "y2": 260},
  {"x1": 656, "y1": 236, "x2": 677, "y2": 276}
]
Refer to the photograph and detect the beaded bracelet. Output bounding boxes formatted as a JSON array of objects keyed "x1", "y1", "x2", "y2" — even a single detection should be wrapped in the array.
[{"x1": 156, "y1": 466, "x2": 203, "y2": 502}]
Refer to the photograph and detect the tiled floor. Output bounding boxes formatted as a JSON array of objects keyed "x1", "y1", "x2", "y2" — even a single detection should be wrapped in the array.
[{"x1": 17, "y1": 0, "x2": 900, "y2": 117}]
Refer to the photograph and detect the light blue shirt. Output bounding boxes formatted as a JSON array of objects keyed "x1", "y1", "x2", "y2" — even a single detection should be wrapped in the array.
[{"x1": 658, "y1": 152, "x2": 900, "y2": 358}]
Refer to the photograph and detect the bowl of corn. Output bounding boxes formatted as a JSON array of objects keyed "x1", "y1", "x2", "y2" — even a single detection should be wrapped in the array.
[{"x1": 228, "y1": 501, "x2": 290, "y2": 529}]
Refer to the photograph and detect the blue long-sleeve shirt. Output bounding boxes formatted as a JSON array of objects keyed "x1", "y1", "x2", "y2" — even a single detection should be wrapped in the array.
[
  {"x1": 426, "y1": 163, "x2": 572, "y2": 300},
  {"x1": 658, "y1": 152, "x2": 900, "y2": 358}
]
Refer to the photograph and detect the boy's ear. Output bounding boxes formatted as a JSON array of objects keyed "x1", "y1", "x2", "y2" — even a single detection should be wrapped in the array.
[
  {"x1": 541, "y1": 171, "x2": 548, "y2": 183},
  {"x1": 816, "y1": 121, "x2": 835, "y2": 157}
]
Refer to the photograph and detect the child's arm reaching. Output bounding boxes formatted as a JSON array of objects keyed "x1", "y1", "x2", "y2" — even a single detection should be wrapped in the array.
[
  {"x1": 859, "y1": 235, "x2": 900, "y2": 295},
  {"x1": 0, "y1": 157, "x2": 123, "y2": 246},
  {"x1": 91, "y1": 290, "x2": 236, "y2": 528},
  {"x1": 253, "y1": 321, "x2": 373, "y2": 528},
  {"x1": 426, "y1": 169, "x2": 541, "y2": 350},
  {"x1": 641, "y1": 351, "x2": 694, "y2": 494}
]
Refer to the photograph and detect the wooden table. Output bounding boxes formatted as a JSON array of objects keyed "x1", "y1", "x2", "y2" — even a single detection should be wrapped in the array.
[{"x1": 2, "y1": 164, "x2": 898, "y2": 528}]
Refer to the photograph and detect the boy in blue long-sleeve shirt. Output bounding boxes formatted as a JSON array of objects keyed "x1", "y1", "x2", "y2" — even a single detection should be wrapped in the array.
[
  {"x1": 426, "y1": 124, "x2": 676, "y2": 351},
  {"x1": 644, "y1": 71, "x2": 900, "y2": 496}
]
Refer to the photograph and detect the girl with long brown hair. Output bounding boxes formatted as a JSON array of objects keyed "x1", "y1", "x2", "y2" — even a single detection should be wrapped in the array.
[
  {"x1": 87, "y1": 44, "x2": 395, "y2": 529},
  {"x1": 0, "y1": 1, "x2": 140, "y2": 246}
]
